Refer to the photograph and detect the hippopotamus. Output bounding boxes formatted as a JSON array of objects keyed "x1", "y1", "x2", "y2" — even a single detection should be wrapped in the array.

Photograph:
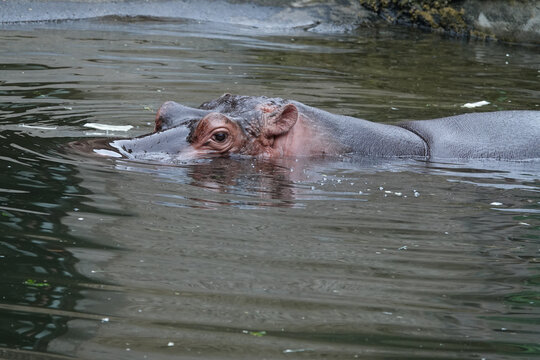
[{"x1": 80, "y1": 94, "x2": 540, "y2": 161}]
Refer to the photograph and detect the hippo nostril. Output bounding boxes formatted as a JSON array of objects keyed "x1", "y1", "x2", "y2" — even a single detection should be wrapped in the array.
[
  {"x1": 153, "y1": 101, "x2": 213, "y2": 132},
  {"x1": 154, "y1": 112, "x2": 163, "y2": 132},
  {"x1": 154, "y1": 101, "x2": 177, "y2": 132}
]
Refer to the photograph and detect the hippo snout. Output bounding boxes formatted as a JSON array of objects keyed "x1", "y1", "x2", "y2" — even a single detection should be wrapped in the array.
[{"x1": 110, "y1": 125, "x2": 196, "y2": 161}]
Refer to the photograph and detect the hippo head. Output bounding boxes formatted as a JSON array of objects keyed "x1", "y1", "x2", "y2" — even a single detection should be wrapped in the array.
[{"x1": 110, "y1": 94, "x2": 301, "y2": 161}]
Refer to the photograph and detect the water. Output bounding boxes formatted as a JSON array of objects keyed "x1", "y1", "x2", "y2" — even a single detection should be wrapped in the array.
[{"x1": 1, "y1": 15, "x2": 540, "y2": 360}]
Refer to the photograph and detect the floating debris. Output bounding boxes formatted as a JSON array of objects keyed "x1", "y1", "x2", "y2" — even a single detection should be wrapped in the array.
[
  {"x1": 19, "y1": 124, "x2": 58, "y2": 130},
  {"x1": 93, "y1": 149, "x2": 123, "y2": 158},
  {"x1": 84, "y1": 123, "x2": 133, "y2": 132},
  {"x1": 243, "y1": 330, "x2": 267, "y2": 337},
  {"x1": 462, "y1": 100, "x2": 490, "y2": 108},
  {"x1": 283, "y1": 348, "x2": 312, "y2": 353},
  {"x1": 23, "y1": 279, "x2": 50, "y2": 287},
  {"x1": 490, "y1": 202, "x2": 503, "y2": 206}
]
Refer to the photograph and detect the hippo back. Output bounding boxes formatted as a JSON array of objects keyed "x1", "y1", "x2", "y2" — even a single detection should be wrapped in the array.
[{"x1": 399, "y1": 111, "x2": 540, "y2": 160}]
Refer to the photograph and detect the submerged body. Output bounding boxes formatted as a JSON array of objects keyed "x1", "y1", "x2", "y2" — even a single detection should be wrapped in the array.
[{"x1": 79, "y1": 94, "x2": 540, "y2": 161}]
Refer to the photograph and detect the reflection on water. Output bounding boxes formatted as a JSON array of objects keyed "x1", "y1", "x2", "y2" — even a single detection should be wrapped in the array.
[
  {"x1": 0, "y1": 135, "x2": 111, "y2": 356},
  {"x1": 1, "y1": 16, "x2": 539, "y2": 360}
]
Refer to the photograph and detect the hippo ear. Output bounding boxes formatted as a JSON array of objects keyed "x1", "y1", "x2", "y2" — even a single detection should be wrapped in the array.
[{"x1": 264, "y1": 104, "x2": 298, "y2": 137}]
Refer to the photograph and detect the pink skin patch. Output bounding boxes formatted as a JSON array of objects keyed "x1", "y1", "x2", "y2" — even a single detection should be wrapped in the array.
[{"x1": 256, "y1": 103, "x2": 279, "y2": 113}]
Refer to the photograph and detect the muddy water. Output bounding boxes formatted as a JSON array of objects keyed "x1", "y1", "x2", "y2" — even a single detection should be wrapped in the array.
[{"x1": 1, "y1": 17, "x2": 539, "y2": 360}]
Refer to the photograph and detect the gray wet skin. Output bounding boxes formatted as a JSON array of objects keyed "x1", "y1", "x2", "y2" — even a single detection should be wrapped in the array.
[{"x1": 89, "y1": 94, "x2": 540, "y2": 161}]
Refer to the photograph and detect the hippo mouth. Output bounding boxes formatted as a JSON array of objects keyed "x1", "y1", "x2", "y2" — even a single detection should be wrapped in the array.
[{"x1": 109, "y1": 125, "x2": 198, "y2": 161}]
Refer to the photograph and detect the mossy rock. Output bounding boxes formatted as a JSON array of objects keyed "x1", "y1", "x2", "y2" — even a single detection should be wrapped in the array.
[{"x1": 358, "y1": 0, "x2": 540, "y2": 43}]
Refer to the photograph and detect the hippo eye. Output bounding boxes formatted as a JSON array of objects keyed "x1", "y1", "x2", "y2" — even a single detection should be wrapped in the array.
[{"x1": 212, "y1": 132, "x2": 228, "y2": 142}]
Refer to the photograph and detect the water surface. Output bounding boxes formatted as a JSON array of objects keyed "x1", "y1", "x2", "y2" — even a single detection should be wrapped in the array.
[{"x1": 1, "y1": 17, "x2": 539, "y2": 360}]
